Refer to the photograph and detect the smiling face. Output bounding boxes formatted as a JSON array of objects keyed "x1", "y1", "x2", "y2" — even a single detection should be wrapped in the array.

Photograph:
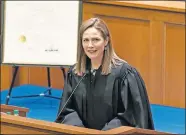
[{"x1": 82, "y1": 27, "x2": 108, "y2": 61}]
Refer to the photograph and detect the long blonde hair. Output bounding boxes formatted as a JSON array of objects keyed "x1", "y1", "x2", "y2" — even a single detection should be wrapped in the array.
[{"x1": 75, "y1": 17, "x2": 126, "y2": 75}]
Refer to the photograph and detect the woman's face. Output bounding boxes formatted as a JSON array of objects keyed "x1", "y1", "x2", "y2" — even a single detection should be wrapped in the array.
[{"x1": 82, "y1": 27, "x2": 108, "y2": 61}]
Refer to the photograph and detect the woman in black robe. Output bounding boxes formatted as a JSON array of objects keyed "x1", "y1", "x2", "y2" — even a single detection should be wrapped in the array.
[{"x1": 55, "y1": 18, "x2": 154, "y2": 130}]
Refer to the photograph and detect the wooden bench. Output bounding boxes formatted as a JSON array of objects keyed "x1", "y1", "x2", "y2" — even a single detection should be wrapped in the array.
[{"x1": 1, "y1": 104, "x2": 29, "y2": 117}]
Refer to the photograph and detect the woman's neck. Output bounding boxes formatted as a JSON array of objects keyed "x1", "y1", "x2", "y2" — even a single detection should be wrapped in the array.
[{"x1": 91, "y1": 58, "x2": 102, "y2": 70}]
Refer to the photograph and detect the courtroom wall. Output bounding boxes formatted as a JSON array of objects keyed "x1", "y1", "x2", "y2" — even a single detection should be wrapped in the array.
[{"x1": 1, "y1": 1, "x2": 185, "y2": 108}]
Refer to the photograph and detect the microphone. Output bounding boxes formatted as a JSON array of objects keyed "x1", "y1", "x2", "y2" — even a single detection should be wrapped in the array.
[{"x1": 55, "y1": 70, "x2": 89, "y2": 121}]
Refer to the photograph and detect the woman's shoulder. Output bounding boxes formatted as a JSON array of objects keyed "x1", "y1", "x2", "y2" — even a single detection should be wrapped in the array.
[
  {"x1": 67, "y1": 64, "x2": 85, "y2": 77},
  {"x1": 111, "y1": 61, "x2": 134, "y2": 79},
  {"x1": 66, "y1": 64, "x2": 76, "y2": 76}
]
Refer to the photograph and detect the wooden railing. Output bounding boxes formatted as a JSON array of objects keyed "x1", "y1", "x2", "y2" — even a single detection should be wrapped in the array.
[
  {"x1": 1, "y1": 104, "x2": 29, "y2": 117},
  {"x1": 1, "y1": 113, "x2": 170, "y2": 134}
]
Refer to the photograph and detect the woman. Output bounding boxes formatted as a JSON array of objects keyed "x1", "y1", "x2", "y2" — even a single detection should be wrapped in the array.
[{"x1": 55, "y1": 18, "x2": 154, "y2": 130}]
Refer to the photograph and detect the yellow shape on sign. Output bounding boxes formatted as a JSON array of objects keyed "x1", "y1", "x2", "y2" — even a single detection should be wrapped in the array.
[{"x1": 19, "y1": 35, "x2": 26, "y2": 43}]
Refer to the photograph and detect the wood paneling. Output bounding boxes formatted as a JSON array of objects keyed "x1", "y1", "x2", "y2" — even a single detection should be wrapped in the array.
[
  {"x1": 164, "y1": 23, "x2": 185, "y2": 108},
  {"x1": 28, "y1": 67, "x2": 65, "y2": 89},
  {"x1": 95, "y1": 16, "x2": 151, "y2": 93},
  {"x1": 149, "y1": 21, "x2": 164, "y2": 104},
  {"x1": 1, "y1": 65, "x2": 12, "y2": 90},
  {"x1": 28, "y1": 67, "x2": 47, "y2": 87},
  {"x1": 1, "y1": 66, "x2": 66, "y2": 90},
  {"x1": 0, "y1": 66, "x2": 30, "y2": 90},
  {"x1": 91, "y1": 1, "x2": 185, "y2": 13},
  {"x1": 83, "y1": 2, "x2": 185, "y2": 24},
  {"x1": 47, "y1": 67, "x2": 65, "y2": 89},
  {"x1": 14, "y1": 67, "x2": 29, "y2": 86}
]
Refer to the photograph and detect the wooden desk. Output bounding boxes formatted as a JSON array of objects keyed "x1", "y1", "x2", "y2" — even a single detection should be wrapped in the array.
[
  {"x1": 0, "y1": 104, "x2": 29, "y2": 117},
  {"x1": 1, "y1": 113, "x2": 170, "y2": 134},
  {"x1": 105, "y1": 126, "x2": 169, "y2": 134},
  {"x1": 0, "y1": 113, "x2": 104, "y2": 134}
]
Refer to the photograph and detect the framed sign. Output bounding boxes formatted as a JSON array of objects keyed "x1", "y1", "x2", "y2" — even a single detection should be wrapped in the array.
[{"x1": 1, "y1": 1, "x2": 82, "y2": 66}]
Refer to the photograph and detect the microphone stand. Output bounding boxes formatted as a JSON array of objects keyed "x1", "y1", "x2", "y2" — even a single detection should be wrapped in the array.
[{"x1": 55, "y1": 72, "x2": 88, "y2": 120}]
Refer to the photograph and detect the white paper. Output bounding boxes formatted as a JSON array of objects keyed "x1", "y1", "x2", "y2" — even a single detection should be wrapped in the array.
[{"x1": 2, "y1": 1, "x2": 81, "y2": 66}]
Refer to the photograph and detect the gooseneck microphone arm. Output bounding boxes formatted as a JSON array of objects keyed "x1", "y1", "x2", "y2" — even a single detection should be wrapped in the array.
[{"x1": 56, "y1": 72, "x2": 88, "y2": 120}]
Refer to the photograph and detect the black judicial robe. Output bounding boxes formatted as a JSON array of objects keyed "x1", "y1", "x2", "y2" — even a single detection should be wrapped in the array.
[{"x1": 55, "y1": 62, "x2": 154, "y2": 130}]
